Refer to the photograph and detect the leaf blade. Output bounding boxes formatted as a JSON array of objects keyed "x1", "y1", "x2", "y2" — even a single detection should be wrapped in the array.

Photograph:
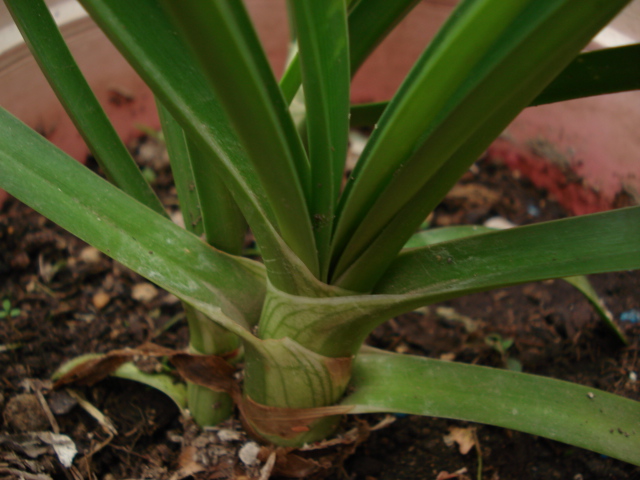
[
  {"x1": 160, "y1": 0, "x2": 319, "y2": 277},
  {"x1": 349, "y1": 44, "x2": 640, "y2": 128},
  {"x1": 4, "y1": 0, "x2": 165, "y2": 215},
  {"x1": 331, "y1": 0, "x2": 632, "y2": 286},
  {"x1": 78, "y1": 0, "x2": 320, "y2": 293},
  {"x1": 343, "y1": 349, "x2": 640, "y2": 465},
  {"x1": 374, "y1": 207, "x2": 640, "y2": 300},
  {"x1": 0, "y1": 107, "x2": 265, "y2": 339},
  {"x1": 289, "y1": 0, "x2": 350, "y2": 279}
]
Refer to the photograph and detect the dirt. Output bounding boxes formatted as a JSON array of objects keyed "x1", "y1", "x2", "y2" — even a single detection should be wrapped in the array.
[{"x1": 1, "y1": 137, "x2": 639, "y2": 480}]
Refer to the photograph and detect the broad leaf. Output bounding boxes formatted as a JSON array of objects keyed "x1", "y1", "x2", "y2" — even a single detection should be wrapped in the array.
[
  {"x1": 532, "y1": 43, "x2": 640, "y2": 105},
  {"x1": 342, "y1": 349, "x2": 640, "y2": 465}
]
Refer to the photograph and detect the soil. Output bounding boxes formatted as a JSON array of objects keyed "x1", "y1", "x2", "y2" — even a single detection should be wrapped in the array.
[{"x1": 1, "y1": 137, "x2": 639, "y2": 480}]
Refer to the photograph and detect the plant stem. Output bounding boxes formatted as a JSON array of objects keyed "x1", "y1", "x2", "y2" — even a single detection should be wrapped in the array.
[
  {"x1": 184, "y1": 304, "x2": 240, "y2": 426},
  {"x1": 242, "y1": 329, "x2": 352, "y2": 445}
]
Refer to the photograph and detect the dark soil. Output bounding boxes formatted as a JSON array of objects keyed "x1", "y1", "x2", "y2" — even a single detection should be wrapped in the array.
[{"x1": 1, "y1": 138, "x2": 639, "y2": 480}]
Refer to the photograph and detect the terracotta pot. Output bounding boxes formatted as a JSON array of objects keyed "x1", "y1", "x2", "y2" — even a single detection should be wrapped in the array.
[{"x1": 1, "y1": 0, "x2": 639, "y2": 212}]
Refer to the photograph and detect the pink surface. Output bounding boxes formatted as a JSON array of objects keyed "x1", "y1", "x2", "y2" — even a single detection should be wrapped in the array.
[{"x1": 1, "y1": 1, "x2": 638, "y2": 212}]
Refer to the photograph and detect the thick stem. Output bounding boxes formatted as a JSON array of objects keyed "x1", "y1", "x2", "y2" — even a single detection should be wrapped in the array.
[
  {"x1": 243, "y1": 339, "x2": 351, "y2": 446},
  {"x1": 184, "y1": 304, "x2": 240, "y2": 426},
  {"x1": 241, "y1": 283, "x2": 356, "y2": 445}
]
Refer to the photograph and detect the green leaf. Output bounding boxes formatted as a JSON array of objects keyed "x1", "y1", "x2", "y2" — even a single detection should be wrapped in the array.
[
  {"x1": 156, "y1": 100, "x2": 204, "y2": 237},
  {"x1": 0, "y1": 107, "x2": 265, "y2": 342},
  {"x1": 78, "y1": 0, "x2": 316, "y2": 294},
  {"x1": 403, "y1": 226, "x2": 628, "y2": 344},
  {"x1": 4, "y1": 0, "x2": 165, "y2": 216},
  {"x1": 342, "y1": 349, "x2": 640, "y2": 465},
  {"x1": 350, "y1": 44, "x2": 640, "y2": 128},
  {"x1": 280, "y1": 0, "x2": 420, "y2": 105},
  {"x1": 157, "y1": 101, "x2": 242, "y2": 425},
  {"x1": 531, "y1": 44, "x2": 640, "y2": 106},
  {"x1": 374, "y1": 207, "x2": 640, "y2": 302},
  {"x1": 259, "y1": 208, "x2": 640, "y2": 357},
  {"x1": 288, "y1": 0, "x2": 350, "y2": 279},
  {"x1": 187, "y1": 141, "x2": 247, "y2": 256},
  {"x1": 331, "y1": 0, "x2": 631, "y2": 287},
  {"x1": 160, "y1": 0, "x2": 319, "y2": 278},
  {"x1": 347, "y1": 0, "x2": 421, "y2": 75},
  {"x1": 158, "y1": 100, "x2": 247, "y2": 255},
  {"x1": 403, "y1": 225, "x2": 493, "y2": 249},
  {"x1": 113, "y1": 362, "x2": 187, "y2": 411},
  {"x1": 563, "y1": 275, "x2": 628, "y2": 345},
  {"x1": 349, "y1": 101, "x2": 388, "y2": 128}
]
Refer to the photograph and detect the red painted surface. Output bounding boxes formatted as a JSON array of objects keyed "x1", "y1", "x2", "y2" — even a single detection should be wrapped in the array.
[{"x1": 488, "y1": 139, "x2": 614, "y2": 216}]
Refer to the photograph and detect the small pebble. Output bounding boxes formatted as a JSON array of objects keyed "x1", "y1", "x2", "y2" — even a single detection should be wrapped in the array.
[
  {"x1": 3, "y1": 394, "x2": 49, "y2": 432},
  {"x1": 484, "y1": 216, "x2": 517, "y2": 230},
  {"x1": 79, "y1": 246, "x2": 102, "y2": 264},
  {"x1": 132, "y1": 282, "x2": 159, "y2": 302},
  {"x1": 527, "y1": 203, "x2": 541, "y2": 217},
  {"x1": 92, "y1": 291, "x2": 111, "y2": 310}
]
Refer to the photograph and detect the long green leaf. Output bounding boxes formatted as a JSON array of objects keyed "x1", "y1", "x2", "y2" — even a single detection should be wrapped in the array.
[
  {"x1": 280, "y1": 0, "x2": 420, "y2": 105},
  {"x1": 289, "y1": 0, "x2": 350, "y2": 279},
  {"x1": 157, "y1": 101, "x2": 243, "y2": 425},
  {"x1": 350, "y1": 44, "x2": 640, "y2": 128},
  {"x1": 375, "y1": 207, "x2": 640, "y2": 298},
  {"x1": 342, "y1": 349, "x2": 640, "y2": 465},
  {"x1": 0, "y1": 107, "x2": 265, "y2": 342},
  {"x1": 159, "y1": 99, "x2": 246, "y2": 256},
  {"x1": 4, "y1": 0, "x2": 165, "y2": 215},
  {"x1": 347, "y1": 0, "x2": 421, "y2": 75},
  {"x1": 259, "y1": 208, "x2": 640, "y2": 357},
  {"x1": 160, "y1": 0, "x2": 319, "y2": 278},
  {"x1": 532, "y1": 43, "x2": 640, "y2": 105},
  {"x1": 331, "y1": 0, "x2": 631, "y2": 286},
  {"x1": 156, "y1": 101, "x2": 204, "y2": 236},
  {"x1": 563, "y1": 275, "x2": 627, "y2": 345},
  {"x1": 157, "y1": 96, "x2": 245, "y2": 263},
  {"x1": 186, "y1": 139, "x2": 246, "y2": 256},
  {"x1": 403, "y1": 226, "x2": 628, "y2": 344},
  {"x1": 334, "y1": 26, "x2": 594, "y2": 290},
  {"x1": 78, "y1": 0, "x2": 320, "y2": 294}
]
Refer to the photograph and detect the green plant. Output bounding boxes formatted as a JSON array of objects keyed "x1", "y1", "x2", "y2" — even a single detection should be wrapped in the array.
[
  {"x1": 2, "y1": 0, "x2": 639, "y2": 465},
  {"x1": 0, "y1": 299, "x2": 21, "y2": 319}
]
